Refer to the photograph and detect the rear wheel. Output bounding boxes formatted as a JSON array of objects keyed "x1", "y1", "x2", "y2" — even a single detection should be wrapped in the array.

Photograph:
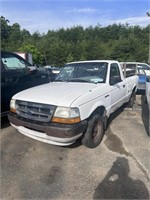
[{"x1": 81, "y1": 114, "x2": 104, "y2": 148}]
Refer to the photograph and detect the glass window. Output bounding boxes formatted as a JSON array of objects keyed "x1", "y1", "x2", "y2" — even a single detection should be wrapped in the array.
[
  {"x1": 1, "y1": 52, "x2": 31, "y2": 70},
  {"x1": 55, "y1": 62, "x2": 108, "y2": 83},
  {"x1": 138, "y1": 64, "x2": 150, "y2": 70},
  {"x1": 110, "y1": 63, "x2": 122, "y2": 85},
  {"x1": 137, "y1": 68, "x2": 146, "y2": 75},
  {"x1": 122, "y1": 63, "x2": 136, "y2": 77},
  {"x1": 110, "y1": 63, "x2": 121, "y2": 78}
]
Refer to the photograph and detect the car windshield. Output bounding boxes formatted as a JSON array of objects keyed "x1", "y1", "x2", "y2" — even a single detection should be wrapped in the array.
[
  {"x1": 137, "y1": 67, "x2": 146, "y2": 75},
  {"x1": 55, "y1": 62, "x2": 108, "y2": 84},
  {"x1": 138, "y1": 64, "x2": 150, "y2": 70}
]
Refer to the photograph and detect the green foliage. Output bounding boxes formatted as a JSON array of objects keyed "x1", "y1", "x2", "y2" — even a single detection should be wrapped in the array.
[
  {"x1": 1, "y1": 16, "x2": 11, "y2": 49},
  {"x1": 18, "y1": 44, "x2": 44, "y2": 65},
  {"x1": 1, "y1": 15, "x2": 149, "y2": 66},
  {"x1": 66, "y1": 53, "x2": 74, "y2": 63}
]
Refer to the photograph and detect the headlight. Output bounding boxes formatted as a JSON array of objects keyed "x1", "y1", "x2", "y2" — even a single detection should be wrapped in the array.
[
  {"x1": 51, "y1": 107, "x2": 81, "y2": 124},
  {"x1": 10, "y1": 99, "x2": 16, "y2": 113}
]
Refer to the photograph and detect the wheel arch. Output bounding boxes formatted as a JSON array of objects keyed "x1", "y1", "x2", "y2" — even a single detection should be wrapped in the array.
[
  {"x1": 89, "y1": 106, "x2": 107, "y2": 128},
  {"x1": 89, "y1": 106, "x2": 106, "y2": 118}
]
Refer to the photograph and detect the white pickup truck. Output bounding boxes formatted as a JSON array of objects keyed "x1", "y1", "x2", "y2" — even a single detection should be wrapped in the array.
[{"x1": 8, "y1": 60, "x2": 138, "y2": 148}]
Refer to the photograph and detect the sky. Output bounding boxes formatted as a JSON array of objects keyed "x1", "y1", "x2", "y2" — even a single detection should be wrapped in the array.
[{"x1": 1, "y1": 0, "x2": 150, "y2": 34}]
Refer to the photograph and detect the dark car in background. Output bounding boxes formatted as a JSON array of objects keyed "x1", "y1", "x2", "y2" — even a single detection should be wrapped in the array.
[{"x1": 1, "y1": 51, "x2": 55, "y2": 116}]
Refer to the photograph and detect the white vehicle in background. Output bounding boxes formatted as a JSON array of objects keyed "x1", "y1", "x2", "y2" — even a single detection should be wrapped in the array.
[
  {"x1": 8, "y1": 60, "x2": 138, "y2": 148},
  {"x1": 120, "y1": 62, "x2": 150, "y2": 76},
  {"x1": 44, "y1": 65, "x2": 62, "y2": 74},
  {"x1": 146, "y1": 77, "x2": 150, "y2": 108},
  {"x1": 138, "y1": 63, "x2": 150, "y2": 76},
  {"x1": 145, "y1": 76, "x2": 150, "y2": 135}
]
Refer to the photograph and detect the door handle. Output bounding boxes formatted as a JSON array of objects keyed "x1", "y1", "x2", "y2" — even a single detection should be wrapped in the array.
[{"x1": 105, "y1": 94, "x2": 109, "y2": 98}]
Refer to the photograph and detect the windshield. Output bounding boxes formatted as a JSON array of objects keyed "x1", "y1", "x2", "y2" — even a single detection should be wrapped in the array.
[
  {"x1": 138, "y1": 64, "x2": 150, "y2": 70},
  {"x1": 1, "y1": 52, "x2": 31, "y2": 71},
  {"x1": 55, "y1": 62, "x2": 108, "y2": 83}
]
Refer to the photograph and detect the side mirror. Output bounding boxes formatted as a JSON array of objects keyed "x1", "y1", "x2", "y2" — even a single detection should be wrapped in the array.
[
  {"x1": 110, "y1": 76, "x2": 122, "y2": 85},
  {"x1": 27, "y1": 66, "x2": 37, "y2": 74}
]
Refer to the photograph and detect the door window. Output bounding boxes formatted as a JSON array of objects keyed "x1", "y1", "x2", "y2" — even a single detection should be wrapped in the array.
[
  {"x1": 1, "y1": 52, "x2": 30, "y2": 70},
  {"x1": 110, "y1": 63, "x2": 121, "y2": 85}
]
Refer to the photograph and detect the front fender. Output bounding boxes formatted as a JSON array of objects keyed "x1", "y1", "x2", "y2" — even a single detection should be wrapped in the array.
[{"x1": 79, "y1": 100, "x2": 109, "y2": 121}]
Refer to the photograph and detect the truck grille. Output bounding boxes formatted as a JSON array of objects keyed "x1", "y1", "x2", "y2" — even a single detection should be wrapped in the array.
[{"x1": 16, "y1": 100, "x2": 56, "y2": 122}]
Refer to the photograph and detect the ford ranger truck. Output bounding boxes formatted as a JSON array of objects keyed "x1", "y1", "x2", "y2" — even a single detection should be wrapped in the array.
[{"x1": 8, "y1": 60, "x2": 138, "y2": 148}]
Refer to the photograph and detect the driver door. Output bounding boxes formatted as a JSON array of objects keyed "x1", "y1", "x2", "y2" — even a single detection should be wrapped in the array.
[{"x1": 109, "y1": 63, "x2": 126, "y2": 112}]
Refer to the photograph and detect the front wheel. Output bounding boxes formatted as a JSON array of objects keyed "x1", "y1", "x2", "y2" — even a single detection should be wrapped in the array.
[{"x1": 81, "y1": 114, "x2": 104, "y2": 148}]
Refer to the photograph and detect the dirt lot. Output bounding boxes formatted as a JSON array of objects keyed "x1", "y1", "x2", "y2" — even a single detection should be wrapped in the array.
[{"x1": 1, "y1": 95, "x2": 150, "y2": 199}]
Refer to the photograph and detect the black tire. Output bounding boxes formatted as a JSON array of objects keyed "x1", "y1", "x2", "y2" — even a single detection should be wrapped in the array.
[
  {"x1": 127, "y1": 91, "x2": 136, "y2": 108},
  {"x1": 81, "y1": 114, "x2": 104, "y2": 148},
  {"x1": 144, "y1": 95, "x2": 147, "y2": 104}
]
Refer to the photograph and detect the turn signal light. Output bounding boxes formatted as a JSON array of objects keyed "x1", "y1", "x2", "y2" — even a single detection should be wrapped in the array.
[
  {"x1": 51, "y1": 117, "x2": 80, "y2": 124},
  {"x1": 10, "y1": 108, "x2": 16, "y2": 113}
]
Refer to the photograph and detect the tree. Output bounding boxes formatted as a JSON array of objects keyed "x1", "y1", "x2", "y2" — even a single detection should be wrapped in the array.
[
  {"x1": 1, "y1": 16, "x2": 149, "y2": 64},
  {"x1": 1, "y1": 16, "x2": 11, "y2": 49},
  {"x1": 18, "y1": 44, "x2": 44, "y2": 65},
  {"x1": 66, "y1": 53, "x2": 74, "y2": 63}
]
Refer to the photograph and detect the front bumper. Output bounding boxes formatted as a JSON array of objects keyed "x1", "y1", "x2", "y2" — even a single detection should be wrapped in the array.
[{"x1": 8, "y1": 112, "x2": 87, "y2": 146}]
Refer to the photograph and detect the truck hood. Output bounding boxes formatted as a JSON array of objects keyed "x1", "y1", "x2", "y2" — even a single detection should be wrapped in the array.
[{"x1": 13, "y1": 82, "x2": 102, "y2": 107}]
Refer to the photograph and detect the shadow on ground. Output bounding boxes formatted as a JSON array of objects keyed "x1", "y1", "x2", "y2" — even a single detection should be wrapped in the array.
[
  {"x1": 107, "y1": 104, "x2": 126, "y2": 129},
  {"x1": 1, "y1": 115, "x2": 10, "y2": 129},
  {"x1": 93, "y1": 157, "x2": 149, "y2": 199}
]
